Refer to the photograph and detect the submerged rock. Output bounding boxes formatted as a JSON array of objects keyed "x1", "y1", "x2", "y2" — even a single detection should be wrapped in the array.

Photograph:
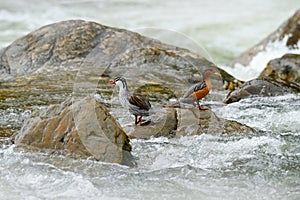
[
  {"x1": 14, "y1": 96, "x2": 133, "y2": 166},
  {"x1": 259, "y1": 53, "x2": 300, "y2": 92},
  {"x1": 126, "y1": 107, "x2": 254, "y2": 139},
  {"x1": 231, "y1": 9, "x2": 300, "y2": 67}
]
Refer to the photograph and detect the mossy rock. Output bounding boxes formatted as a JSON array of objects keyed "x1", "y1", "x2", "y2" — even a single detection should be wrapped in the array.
[{"x1": 259, "y1": 53, "x2": 300, "y2": 92}]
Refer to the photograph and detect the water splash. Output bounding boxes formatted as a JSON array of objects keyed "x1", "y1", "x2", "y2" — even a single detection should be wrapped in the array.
[{"x1": 225, "y1": 36, "x2": 300, "y2": 81}]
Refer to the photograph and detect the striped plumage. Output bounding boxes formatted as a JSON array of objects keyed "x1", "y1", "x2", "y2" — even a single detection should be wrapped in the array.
[{"x1": 109, "y1": 77, "x2": 151, "y2": 125}]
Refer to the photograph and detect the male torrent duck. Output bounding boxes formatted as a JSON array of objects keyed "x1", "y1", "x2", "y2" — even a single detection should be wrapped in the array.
[{"x1": 109, "y1": 77, "x2": 151, "y2": 125}]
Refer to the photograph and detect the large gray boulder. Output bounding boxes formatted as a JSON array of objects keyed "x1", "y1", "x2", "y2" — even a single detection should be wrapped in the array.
[
  {"x1": 14, "y1": 96, "x2": 133, "y2": 166},
  {"x1": 0, "y1": 20, "x2": 234, "y2": 91},
  {"x1": 0, "y1": 20, "x2": 237, "y2": 141}
]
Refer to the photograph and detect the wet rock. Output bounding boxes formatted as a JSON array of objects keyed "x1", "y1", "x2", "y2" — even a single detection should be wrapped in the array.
[
  {"x1": 0, "y1": 127, "x2": 15, "y2": 137},
  {"x1": 124, "y1": 108, "x2": 177, "y2": 139},
  {"x1": 225, "y1": 11, "x2": 300, "y2": 103},
  {"x1": 13, "y1": 96, "x2": 133, "y2": 166},
  {"x1": 0, "y1": 20, "x2": 234, "y2": 92},
  {"x1": 224, "y1": 79, "x2": 293, "y2": 104},
  {"x1": 175, "y1": 108, "x2": 254, "y2": 136},
  {"x1": 103, "y1": 46, "x2": 230, "y2": 92},
  {"x1": 231, "y1": 9, "x2": 300, "y2": 67},
  {"x1": 0, "y1": 20, "x2": 236, "y2": 141},
  {"x1": 259, "y1": 53, "x2": 300, "y2": 92},
  {"x1": 126, "y1": 107, "x2": 254, "y2": 139},
  {"x1": 225, "y1": 53, "x2": 299, "y2": 104}
]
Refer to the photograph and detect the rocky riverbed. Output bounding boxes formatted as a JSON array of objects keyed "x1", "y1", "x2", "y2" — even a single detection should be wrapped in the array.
[
  {"x1": 1, "y1": 10, "x2": 299, "y2": 164},
  {"x1": 0, "y1": 6, "x2": 299, "y2": 200}
]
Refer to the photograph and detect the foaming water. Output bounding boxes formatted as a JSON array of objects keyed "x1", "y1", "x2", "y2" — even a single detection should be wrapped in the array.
[
  {"x1": 1, "y1": 129, "x2": 299, "y2": 199},
  {"x1": 1, "y1": 93, "x2": 298, "y2": 199},
  {"x1": 0, "y1": 0, "x2": 298, "y2": 64},
  {"x1": 214, "y1": 93, "x2": 300, "y2": 132},
  {"x1": 226, "y1": 37, "x2": 300, "y2": 81}
]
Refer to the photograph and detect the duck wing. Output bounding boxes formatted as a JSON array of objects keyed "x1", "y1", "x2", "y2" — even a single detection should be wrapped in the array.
[
  {"x1": 128, "y1": 93, "x2": 151, "y2": 111},
  {"x1": 182, "y1": 82, "x2": 207, "y2": 98}
]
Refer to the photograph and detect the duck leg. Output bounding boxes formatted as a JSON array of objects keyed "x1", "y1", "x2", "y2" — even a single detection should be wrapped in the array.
[
  {"x1": 134, "y1": 115, "x2": 145, "y2": 125},
  {"x1": 134, "y1": 115, "x2": 138, "y2": 125},
  {"x1": 137, "y1": 116, "x2": 143, "y2": 124},
  {"x1": 197, "y1": 101, "x2": 208, "y2": 110}
]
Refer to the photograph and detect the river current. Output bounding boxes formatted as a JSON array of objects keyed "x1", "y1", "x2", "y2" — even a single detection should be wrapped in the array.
[{"x1": 0, "y1": 1, "x2": 300, "y2": 199}]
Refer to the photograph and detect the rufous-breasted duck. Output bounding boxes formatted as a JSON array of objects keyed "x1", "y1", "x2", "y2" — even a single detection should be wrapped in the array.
[{"x1": 180, "y1": 69, "x2": 220, "y2": 110}]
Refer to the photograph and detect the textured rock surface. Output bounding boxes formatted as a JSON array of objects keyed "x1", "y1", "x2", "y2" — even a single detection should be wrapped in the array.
[
  {"x1": 0, "y1": 127, "x2": 15, "y2": 137},
  {"x1": 176, "y1": 108, "x2": 254, "y2": 136},
  {"x1": 0, "y1": 20, "x2": 234, "y2": 90},
  {"x1": 224, "y1": 79, "x2": 293, "y2": 104},
  {"x1": 124, "y1": 108, "x2": 177, "y2": 139},
  {"x1": 259, "y1": 53, "x2": 300, "y2": 92},
  {"x1": 126, "y1": 107, "x2": 254, "y2": 139},
  {"x1": 231, "y1": 10, "x2": 300, "y2": 67},
  {"x1": 14, "y1": 96, "x2": 133, "y2": 165},
  {"x1": 225, "y1": 53, "x2": 299, "y2": 104}
]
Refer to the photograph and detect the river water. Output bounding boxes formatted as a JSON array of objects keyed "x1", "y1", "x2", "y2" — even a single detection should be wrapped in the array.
[{"x1": 0, "y1": 0, "x2": 300, "y2": 199}]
